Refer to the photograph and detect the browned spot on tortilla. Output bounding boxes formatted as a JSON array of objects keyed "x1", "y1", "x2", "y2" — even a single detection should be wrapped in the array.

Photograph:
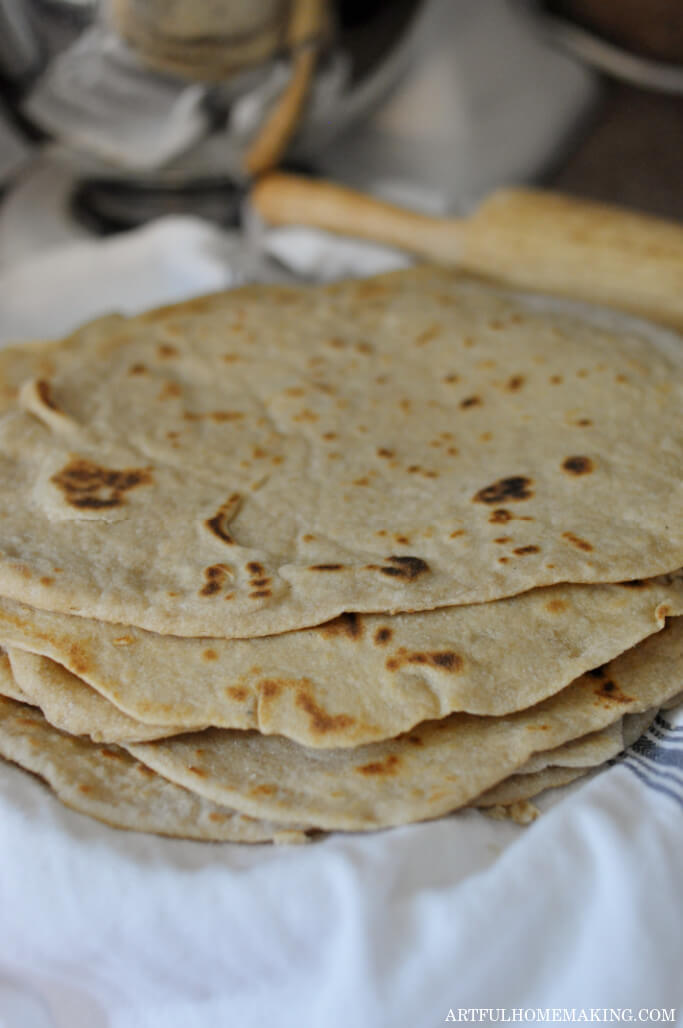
[
  {"x1": 494, "y1": 536, "x2": 512, "y2": 544},
  {"x1": 506, "y1": 375, "x2": 525, "y2": 391},
  {"x1": 310, "y1": 564, "x2": 344, "y2": 571},
  {"x1": 562, "y1": 456, "x2": 594, "y2": 475},
  {"x1": 69, "y1": 643, "x2": 90, "y2": 675},
  {"x1": 395, "y1": 535, "x2": 411, "y2": 545},
  {"x1": 549, "y1": 374, "x2": 563, "y2": 385},
  {"x1": 656, "y1": 603, "x2": 671, "y2": 618},
  {"x1": 443, "y1": 373, "x2": 460, "y2": 384},
  {"x1": 129, "y1": 363, "x2": 147, "y2": 375},
  {"x1": 474, "y1": 476, "x2": 533, "y2": 504},
  {"x1": 210, "y1": 410, "x2": 244, "y2": 423},
  {"x1": 135, "y1": 764, "x2": 155, "y2": 778},
  {"x1": 546, "y1": 599, "x2": 567, "y2": 613},
  {"x1": 199, "y1": 563, "x2": 232, "y2": 597},
  {"x1": 100, "y1": 747, "x2": 126, "y2": 761},
  {"x1": 250, "y1": 589, "x2": 271, "y2": 599},
  {"x1": 317, "y1": 613, "x2": 364, "y2": 640},
  {"x1": 450, "y1": 529, "x2": 465, "y2": 538},
  {"x1": 295, "y1": 691, "x2": 355, "y2": 735},
  {"x1": 576, "y1": 418, "x2": 593, "y2": 426},
  {"x1": 208, "y1": 812, "x2": 227, "y2": 822},
  {"x1": 489, "y1": 509, "x2": 512, "y2": 524},
  {"x1": 247, "y1": 562, "x2": 264, "y2": 575},
  {"x1": 377, "y1": 447, "x2": 394, "y2": 459},
  {"x1": 368, "y1": 555, "x2": 429, "y2": 580},
  {"x1": 78, "y1": 784, "x2": 92, "y2": 794},
  {"x1": 498, "y1": 556, "x2": 509, "y2": 563},
  {"x1": 157, "y1": 381, "x2": 181, "y2": 400},
  {"x1": 513, "y1": 545, "x2": 540, "y2": 555},
  {"x1": 36, "y1": 379, "x2": 58, "y2": 410},
  {"x1": 356, "y1": 340, "x2": 373, "y2": 354},
  {"x1": 250, "y1": 577, "x2": 270, "y2": 588},
  {"x1": 227, "y1": 686, "x2": 249, "y2": 702},
  {"x1": 51, "y1": 458, "x2": 153, "y2": 510},
  {"x1": 357, "y1": 754, "x2": 400, "y2": 776},
  {"x1": 202, "y1": 648, "x2": 218, "y2": 662},
  {"x1": 562, "y1": 531, "x2": 593, "y2": 552},
  {"x1": 415, "y1": 323, "x2": 441, "y2": 346},
  {"x1": 40, "y1": 576, "x2": 54, "y2": 586},
  {"x1": 205, "y1": 493, "x2": 241, "y2": 545},
  {"x1": 293, "y1": 408, "x2": 319, "y2": 423},
  {"x1": 322, "y1": 432, "x2": 337, "y2": 442},
  {"x1": 615, "y1": 373, "x2": 628, "y2": 384},
  {"x1": 374, "y1": 626, "x2": 393, "y2": 645},
  {"x1": 302, "y1": 534, "x2": 316, "y2": 542},
  {"x1": 187, "y1": 765, "x2": 208, "y2": 777},
  {"x1": 250, "y1": 784, "x2": 277, "y2": 797},
  {"x1": 593, "y1": 678, "x2": 633, "y2": 704},
  {"x1": 460, "y1": 395, "x2": 482, "y2": 409},
  {"x1": 407, "y1": 734, "x2": 424, "y2": 746},
  {"x1": 259, "y1": 679, "x2": 281, "y2": 699},
  {"x1": 285, "y1": 386, "x2": 305, "y2": 397},
  {"x1": 157, "y1": 343, "x2": 178, "y2": 358},
  {"x1": 479, "y1": 432, "x2": 493, "y2": 443},
  {"x1": 386, "y1": 650, "x2": 462, "y2": 673},
  {"x1": 353, "y1": 477, "x2": 370, "y2": 487}
]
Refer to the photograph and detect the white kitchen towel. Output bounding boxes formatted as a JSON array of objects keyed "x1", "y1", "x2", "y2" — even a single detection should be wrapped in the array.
[{"x1": 0, "y1": 220, "x2": 681, "y2": 1028}]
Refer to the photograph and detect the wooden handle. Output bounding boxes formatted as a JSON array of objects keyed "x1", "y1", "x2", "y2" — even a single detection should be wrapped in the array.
[
  {"x1": 250, "y1": 172, "x2": 683, "y2": 331},
  {"x1": 250, "y1": 173, "x2": 465, "y2": 263},
  {"x1": 245, "y1": 0, "x2": 325, "y2": 176}
]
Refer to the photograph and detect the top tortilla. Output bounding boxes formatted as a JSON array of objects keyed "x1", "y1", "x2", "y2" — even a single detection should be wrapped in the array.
[{"x1": 1, "y1": 267, "x2": 682, "y2": 637}]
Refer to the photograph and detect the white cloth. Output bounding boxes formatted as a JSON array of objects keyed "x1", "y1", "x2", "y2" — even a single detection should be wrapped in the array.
[{"x1": 0, "y1": 222, "x2": 681, "y2": 1028}]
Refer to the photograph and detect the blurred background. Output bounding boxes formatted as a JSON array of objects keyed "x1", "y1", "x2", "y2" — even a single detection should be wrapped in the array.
[{"x1": 0, "y1": 0, "x2": 681, "y2": 266}]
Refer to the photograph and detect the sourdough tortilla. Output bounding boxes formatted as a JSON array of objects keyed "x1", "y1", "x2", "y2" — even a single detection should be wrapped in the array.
[
  {"x1": 6, "y1": 647, "x2": 191, "y2": 743},
  {"x1": 126, "y1": 619, "x2": 683, "y2": 830},
  {"x1": 3, "y1": 646, "x2": 645, "y2": 775},
  {"x1": 0, "y1": 269, "x2": 682, "y2": 636},
  {"x1": 0, "y1": 577, "x2": 679, "y2": 746},
  {"x1": 0, "y1": 694, "x2": 307, "y2": 843}
]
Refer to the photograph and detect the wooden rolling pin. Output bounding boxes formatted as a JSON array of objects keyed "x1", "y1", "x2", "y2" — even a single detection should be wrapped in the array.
[{"x1": 250, "y1": 173, "x2": 683, "y2": 332}]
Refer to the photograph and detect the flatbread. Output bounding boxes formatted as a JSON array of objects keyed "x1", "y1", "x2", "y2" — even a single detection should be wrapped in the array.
[
  {"x1": 0, "y1": 694, "x2": 307, "y2": 843},
  {"x1": 475, "y1": 766, "x2": 588, "y2": 809},
  {"x1": 126, "y1": 619, "x2": 683, "y2": 830},
  {"x1": 2, "y1": 647, "x2": 644, "y2": 774},
  {"x1": 6, "y1": 647, "x2": 191, "y2": 743},
  {"x1": 0, "y1": 577, "x2": 679, "y2": 746},
  {"x1": 0, "y1": 269, "x2": 682, "y2": 637},
  {"x1": 0, "y1": 646, "x2": 27, "y2": 702}
]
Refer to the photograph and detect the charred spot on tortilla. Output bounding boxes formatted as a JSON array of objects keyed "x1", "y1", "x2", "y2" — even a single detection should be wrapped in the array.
[
  {"x1": 51, "y1": 458, "x2": 153, "y2": 509},
  {"x1": 199, "y1": 563, "x2": 232, "y2": 597},
  {"x1": 317, "y1": 613, "x2": 364, "y2": 640},
  {"x1": 474, "y1": 476, "x2": 533, "y2": 504},
  {"x1": 375, "y1": 555, "x2": 429, "y2": 580},
  {"x1": 562, "y1": 456, "x2": 594, "y2": 475}
]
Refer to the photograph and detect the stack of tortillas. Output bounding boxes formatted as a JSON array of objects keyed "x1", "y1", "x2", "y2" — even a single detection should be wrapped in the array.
[{"x1": 0, "y1": 263, "x2": 682, "y2": 843}]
